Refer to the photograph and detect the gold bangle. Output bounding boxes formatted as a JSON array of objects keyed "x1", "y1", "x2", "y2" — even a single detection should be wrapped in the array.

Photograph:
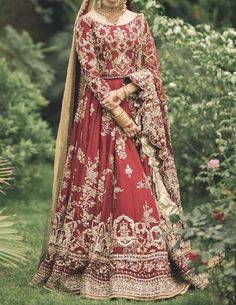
[
  {"x1": 112, "y1": 106, "x2": 124, "y2": 118},
  {"x1": 114, "y1": 110, "x2": 131, "y2": 127}
]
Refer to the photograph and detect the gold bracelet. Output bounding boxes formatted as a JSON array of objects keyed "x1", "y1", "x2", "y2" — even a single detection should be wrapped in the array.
[
  {"x1": 114, "y1": 111, "x2": 131, "y2": 127},
  {"x1": 111, "y1": 106, "x2": 131, "y2": 127},
  {"x1": 112, "y1": 106, "x2": 123, "y2": 118}
]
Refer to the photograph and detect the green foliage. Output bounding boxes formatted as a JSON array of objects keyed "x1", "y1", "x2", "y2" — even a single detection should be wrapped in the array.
[
  {"x1": 0, "y1": 158, "x2": 14, "y2": 194},
  {"x1": 182, "y1": 155, "x2": 236, "y2": 304},
  {"x1": 139, "y1": 7, "x2": 235, "y2": 304},
  {"x1": 153, "y1": 16, "x2": 235, "y2": 198},
  {"x1": 134, "y1": 0, "x2": 236, "y2": 28},
  {"x1": 136, "y1": 2, "x2": 236, "y2": 303},
  {"x1": 30, "y1": 0, "x2": 82, "y2": 24},
  {"x1": 0, "y1": 157, "x2": 28, "y2": 268},
  {"x1": 0, "y1": 25, "x2": 54, "y2": 92},
  {"x1": 46, "y1": 25, "x2": 74, "y2": 111},
  {"x1": 0, "y1": 59, "x2": 54, "y2": 191},
  {"x1": 30, "y1": 0, "x2": 54, "y2": 24}
]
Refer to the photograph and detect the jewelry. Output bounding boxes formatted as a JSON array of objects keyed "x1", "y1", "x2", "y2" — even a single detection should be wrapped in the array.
[
  {"x1": 95, "y1": 0, "x2": 127, "y2": 24},
  {"x1": 115, "y1": 112, "x2": 131, "y2": 127},
  {"x1": 97, "y1": 0, "x2": 102, "y2": 8},
  {"x1": 112, "y1": 106, "x2": 124, "y2": 118},
  {"x1": 111, "y1": 106, "x2": 131, "y2": 127}
]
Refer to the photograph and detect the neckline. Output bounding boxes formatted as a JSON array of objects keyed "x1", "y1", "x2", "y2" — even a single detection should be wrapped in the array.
[{"x1": 84, "y1": 13, "x2": 140, "y2": 27}]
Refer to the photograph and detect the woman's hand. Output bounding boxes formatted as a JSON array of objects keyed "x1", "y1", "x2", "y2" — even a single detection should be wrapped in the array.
[
  {"x1": 122, "y1": 118, "x2": 142, "y2": 138},
  {"x1": 100, "y1": 88, "x2": 126, "y2": 110}
]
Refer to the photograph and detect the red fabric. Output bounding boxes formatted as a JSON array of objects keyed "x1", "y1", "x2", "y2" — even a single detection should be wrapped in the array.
[{"x1": 29, "y1": 12, "x2": 208, "y2": 299}]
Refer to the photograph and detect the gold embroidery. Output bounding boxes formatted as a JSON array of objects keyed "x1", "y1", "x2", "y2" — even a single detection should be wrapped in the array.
[
  {"x1": 115, "y1": 137, "x2": 127, "y2": 159},
  {"x1": 97, "y1": 168, "x2": 113, "y2": 202},
  {"x1": 74, "y1": 96, "x2": 87, "y2": 123},
  {"x1": 125, "y1": 164, "x2": 132, "y2": 178},
  {"x1": 113, "y1": 178, "x2": 124, "y2": 200},
  {"x1": 101, "y1": 109, "x2": 114, "y2": 137},
  {"x1": 77, "y1": 147, "x2": 85, "y2": 164},
  {"x1": 89, "y1": 103, "x2": 95, "y2": 116},
  {"x1": 138, "y1": 134, "x2": 183, "y2": 223},
  {"x1": 136, "y1": 175, "x2": 151, "y2": 189}
]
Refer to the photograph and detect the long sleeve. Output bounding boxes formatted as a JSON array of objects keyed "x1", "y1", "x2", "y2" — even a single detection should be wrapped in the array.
[
  {"x1": 123, "y1": 15, "x2": 166, "y2": 104},
  {"x1": 74, "y1": 16, "x2": 111, "y2": 103}
]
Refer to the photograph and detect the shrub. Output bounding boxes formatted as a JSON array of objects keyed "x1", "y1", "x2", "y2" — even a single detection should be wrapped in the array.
[
  {"x1": 0, "y1": 59, "x2": 54, "y2": 191},
  {"x1": 154, "y1": 16, "x2": 235, "y2": 200},
  {"x1": 0, "y1": 157, "x2": 29, "y2": 268},
  {"x1": 0, "y1": 25, "x2": 54, "y2": 92},
  {"x1": 137, "y1": 5, "x2": 236, "y2": 304}
]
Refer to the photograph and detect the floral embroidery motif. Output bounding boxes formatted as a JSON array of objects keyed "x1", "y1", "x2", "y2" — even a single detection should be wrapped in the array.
[
  {"x1": 89, "y1": 103, "x2": 95, "y2": 116},
  {"x1": 125, "y1": 164, "x2": 133, "y2": 178},
  {"x1": 101, "y1": 109, "x2": 114, "y2": 137},
  {"x1": 137, "y1": 175, "x2": 151, "y2": 189},
  {"x1": 61, "y1": 145, "x2": 75, "y2": 186},
  {"x1": 77, "y1": 147, "x2": 85, "y2": 164},
  {"x1": 84, "y1": 14, "x2": 142, "y2": 78},
  {"x1": 97, "y1": 168, "x2": 113, "y2": 202},
  {"x1": 76, "y1": 155, "x2": 100, "y2": 227},
  {"x1": 115, "y1": 137, "x2": 127, "y2": 159},
  {"x1": 74, "y1": 16, "x2": 111, "y2": 102},
  {"x1": 74, "y1": 96, "x2": 87, "y2": 123}
]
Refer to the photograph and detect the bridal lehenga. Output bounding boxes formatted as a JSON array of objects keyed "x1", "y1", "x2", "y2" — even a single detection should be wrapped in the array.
[{"x1": 29, "y1": 0, "x2": 211, "y2": 300}]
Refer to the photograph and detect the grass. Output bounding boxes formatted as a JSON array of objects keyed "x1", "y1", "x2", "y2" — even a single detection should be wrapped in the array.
[{"x1": 0, "y1": 163, "x2": 217, "y2": 305}]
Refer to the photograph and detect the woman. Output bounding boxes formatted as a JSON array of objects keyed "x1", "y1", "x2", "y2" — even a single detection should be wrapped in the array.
[{"x1": 29, "y1": 0, "x2": 210, "y2": 300}]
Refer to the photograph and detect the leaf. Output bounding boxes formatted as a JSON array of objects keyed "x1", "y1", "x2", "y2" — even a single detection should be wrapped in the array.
[
  {"x1": 213, "y1": 242, "x2": 225, "y2": 252},
  {"x1": 169, "y1": 213, "x2": 181, "y2": 224}
]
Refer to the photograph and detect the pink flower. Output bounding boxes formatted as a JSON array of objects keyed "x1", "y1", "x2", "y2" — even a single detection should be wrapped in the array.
[
  {"x1": 211, "y1": 208, "x2": 227, "y2": 224},
  {"x1": 207, "y1": 159, "x2": 220, "y2": 169},
  {"x1": 187, "y1": 250, "x2": 201, "y2": 261}
]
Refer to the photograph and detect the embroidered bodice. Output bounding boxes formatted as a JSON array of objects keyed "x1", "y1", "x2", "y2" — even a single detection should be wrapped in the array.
[
  {"x1": 76, "y1": 13, "x2": 143, "y2": 78},
  {"x1": 74, "y1": 12, "x2": 164, "y2": 104}
]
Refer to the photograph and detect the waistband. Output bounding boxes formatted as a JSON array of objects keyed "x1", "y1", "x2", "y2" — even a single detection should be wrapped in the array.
[{"x1": 102, "y1": 75, "x2": 125, "y2": 79}]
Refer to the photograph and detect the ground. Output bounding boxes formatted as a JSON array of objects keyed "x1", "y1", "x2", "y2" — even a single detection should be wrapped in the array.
[{"x1": 0, "y1": 164, "x2": 214, "y2": 305}]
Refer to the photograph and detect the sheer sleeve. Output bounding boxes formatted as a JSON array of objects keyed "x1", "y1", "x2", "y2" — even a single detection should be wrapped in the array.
[
  {"x1": 74, "y1": 16, "x2": 112, "y2": 103},
  {"x1": 123, "y1": 15, "x2": 166, "y2": 104}
]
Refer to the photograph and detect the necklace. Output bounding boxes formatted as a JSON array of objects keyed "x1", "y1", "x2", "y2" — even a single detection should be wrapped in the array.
[{"x1": 94, "y1": 1, "x2": 126, "y2": 25}]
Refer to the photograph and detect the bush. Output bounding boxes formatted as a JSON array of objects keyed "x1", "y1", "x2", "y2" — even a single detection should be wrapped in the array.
[
  {"x1": 137, "y1": 5, "x2": 236, "y2": 304},
  {"x1": 0, "y1": 25, "x2": 54, "y2": 92},
  {"x1": 0, "y1": 59, "x2": 54, "y2": 191},
  {"x1": 154, "y1": 16, "x2": 235, "y2": 200}
]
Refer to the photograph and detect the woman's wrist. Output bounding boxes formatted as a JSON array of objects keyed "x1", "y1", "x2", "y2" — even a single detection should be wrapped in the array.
[
  {"x1": 116, "y1": 82, "x2": 140, "y2": 102},
  {"x1": 116, "y1": 87, "x2": 126, "y2": 101}
]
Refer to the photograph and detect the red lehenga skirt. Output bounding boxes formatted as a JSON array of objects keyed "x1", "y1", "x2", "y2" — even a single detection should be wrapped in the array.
[{"x1": 29, "y1": 77, "x2": 196, "y2": 300}]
